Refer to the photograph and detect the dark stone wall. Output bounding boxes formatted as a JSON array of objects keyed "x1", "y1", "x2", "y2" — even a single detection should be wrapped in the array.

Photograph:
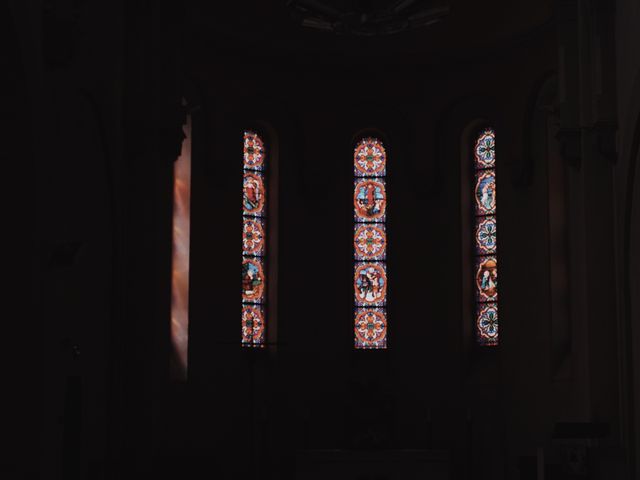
[
  {"x1": 615, "y1": 1, "x2": 640, "y2": 476},
  {"x1": 11, "y1": 0, "x2": 638, "y2": 478}
]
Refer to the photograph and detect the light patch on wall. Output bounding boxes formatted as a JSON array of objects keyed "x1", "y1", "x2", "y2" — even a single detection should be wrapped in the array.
[{"x1": 171, "y1": 115, "x2": 191, "y2": 379}]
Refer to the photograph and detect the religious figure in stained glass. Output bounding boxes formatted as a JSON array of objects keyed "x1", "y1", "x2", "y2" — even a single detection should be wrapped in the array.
[
  {"x1": 475, "y1": 256, "x2": 498, "y2": 301},
  {"x1": 354, "y1": 179, "x2": 386, "y2": 221},
  {"x1": 353, "y1": 137, "x2": 388, "y2": 348},
  {"x1": 472, "y1": 128, "x2": 499, "y2": 346},
  {"x1": 243, "y1": 173, "x2": 265, "y2": 215},
  {"x1": 242, "y1": 258, "x2": 265, "y2": 302},
  {"x1": 475, "y1": 171, "x2": 496, "y2": 215},
  {"x1": 355, "y1": 262, "x2": 387, "y2": 306}
]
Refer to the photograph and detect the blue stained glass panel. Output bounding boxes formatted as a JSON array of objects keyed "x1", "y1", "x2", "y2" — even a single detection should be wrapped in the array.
[
  {"x1": 476, "y1": 302, "x2": 498, "y2": 346},
  {"x1": 474, "y1": 129, "x2": 496, "y2": 169}
]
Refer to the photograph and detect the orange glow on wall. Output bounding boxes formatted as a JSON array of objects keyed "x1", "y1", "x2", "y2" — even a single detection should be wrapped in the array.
[{"x1": 171, "y1": 115, "x2": 191, "y2": 378}]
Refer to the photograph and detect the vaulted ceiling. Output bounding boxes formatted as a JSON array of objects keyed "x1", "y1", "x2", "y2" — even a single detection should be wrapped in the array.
[{"x1": 184, "y1": 0, "x2": 555, "y2": 65}]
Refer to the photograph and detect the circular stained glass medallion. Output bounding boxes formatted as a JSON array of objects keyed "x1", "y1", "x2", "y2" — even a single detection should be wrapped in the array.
[
  {"x1": 243, "y1": 132, "x2": 265, "y2": 169},
  {"x1": 354, "y1": 309, "x2": 387, "y2": 347},
  {"x1": 243, "y1": 173, "x2": 265, "y2": 215},
  {"x1": 475, "y1": 170, "x2": 496, "y2": 215},
  {"x1": 354, "y1": 263, "x2": 387, "y2": 305},
  {"x1": 477, "y1": 303, "x2": 498, "y2": 344},
  {"x1": 241, "y1": 305, "x2": 265, "y2": 344},
  {"x1": 475, "y1": 257, "x2": 498, "y2": 301},
  {"x1": 354, "y1": 179, "x2": 386, "y2": 220},
  {"x1": 242, "y1": 258, "x2": 265, "y2": 302},
  {"x1": 243, "y1": 219, "x2": 265, "y2": 255},
  {"x1": 474, "y1": 129, "x2": 495, "y2": 168},
  {"x1": 354, "y1": 138, "x2": 386, "y2": 176},
  {"x1": 475, "y1": 216, "x2": 497, "y2": 254},
  {"x1": 354, "y1": 224, "x2": 386, "y2": 259}
]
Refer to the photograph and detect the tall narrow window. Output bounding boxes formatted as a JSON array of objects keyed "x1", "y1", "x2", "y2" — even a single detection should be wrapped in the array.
[
  {"x1": 354, "y1": 138, "x2": 388, "y2": 349},
  {"x1": 473, "y1": 128, "x2": 499, "y2": 346},
  {"x1": 171, "y1": 114, "x2": 191, "y2": 378},
  {"x1": 241, "y1": 131, "x2": 267, "y2": 347}
]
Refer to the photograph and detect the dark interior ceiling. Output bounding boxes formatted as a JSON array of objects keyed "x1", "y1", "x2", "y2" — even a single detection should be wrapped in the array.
[{"x1": 184, "y1": 0, "x2": 555, "y2": 65}]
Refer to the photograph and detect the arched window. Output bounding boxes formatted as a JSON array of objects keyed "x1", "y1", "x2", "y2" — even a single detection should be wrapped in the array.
[
  {"x1": 241, "y1": 131, "x2": 267, "y2": 347},
  {"x1": 353, "y1": 137, "x2": 388, "y2": 349},
  {"x1": 472, "y1": 128, "x2": 499, "y2": 346}
]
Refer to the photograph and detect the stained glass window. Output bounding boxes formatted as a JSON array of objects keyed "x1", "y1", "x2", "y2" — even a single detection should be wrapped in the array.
[
  {"x1": 473, "y1": 128, "x2": 499, "y2": 345},
  {"x1": 242, "y1": 131, "x2": 267, "y2": 346},
  {"x1": 354, "y1": 138, "x2": 388, "y2": 349}
]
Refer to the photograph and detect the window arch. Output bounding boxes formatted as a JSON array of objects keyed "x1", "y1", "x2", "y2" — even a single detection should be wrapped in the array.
[
  {"x1": 241, "y1": 131, "x2": 268, "y2": 347},
  {"x1": 472, "y1": 128, "x2": 499, "y2": 346},
  {"x1": 353, "y1": 137, "x2": 388, "y2": 349}
]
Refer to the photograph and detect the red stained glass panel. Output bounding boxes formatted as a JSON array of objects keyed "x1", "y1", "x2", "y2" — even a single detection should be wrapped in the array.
[
  {"x1": 354, "y1": 137, "x2": 386, "y2": 177},
  {"x1": 242, "y1": 218, "x2": 265, "y2": 256},
  {"x1": 243, "y1": 172, "x2": 265, "y2": 216},
  {"x1": 242, "y1": 131, "x2": 267, "y2": 346},
  {"x1": 354, "y1": 224, "x2": 386, "y2": 260},
  {"x1": 354, "y1": 308, "x2": 387, "y2": 349},
  {"x1": 354, "y1": 178, "x2": 386, "y2": 221},
  {"x1": 242, "y1": 304, "x2": 266, "y2": 345},
  {"x1": 353, "y1": 137, "x2": 388, "y2": 348}
]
